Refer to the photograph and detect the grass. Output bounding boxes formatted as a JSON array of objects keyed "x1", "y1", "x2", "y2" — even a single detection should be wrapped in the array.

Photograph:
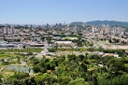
[
  {"x1": 0, "y1": 48, "x2": 40, "y2": 81},
  {"x1": 0, "y1": 52, "x2": 28, "y2": 65},
  {"x1": 0, "y1": 48, "x2": 43, "y2": 53},
  {"x1": 56, "y1": 47, "x2": 101, "y2": 52},
  {"x1": 63, "y1": 37, "x2": 78, "y2": 40},
  {"x1": 0, "y1": 53, "x2": 19, "y2": 60},
  {"x1": 57, "y1": 48, "x2": 88, "y2": 51},
  {"x1": 1, "y1": 71, "x2": 15, "y2": 79},
  {"x1": 0, "y1": 48, "x2": 42, "y2": 63}
]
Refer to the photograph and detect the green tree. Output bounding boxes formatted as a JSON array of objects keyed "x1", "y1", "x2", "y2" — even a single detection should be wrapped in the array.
[
  {"x1": 35, "y1": 73, "x2": 57, "y2": 85},
  {"x1": 68, "y1": 77, "x2": 87, "y2": 85},
  {"x1": 107, "y1": 58, "x2": 125, "y2": 76},
  {"x1": 58, "y1": 76, "x2": 71, "y2": 85}
]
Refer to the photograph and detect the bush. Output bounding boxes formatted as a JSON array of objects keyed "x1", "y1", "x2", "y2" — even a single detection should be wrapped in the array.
[
  {"x1": 99, "y1": 75, "x2": 128, "y2": 85},
  {"x1": 48, "y1": 48, "x2": 56, "y2": 52}
]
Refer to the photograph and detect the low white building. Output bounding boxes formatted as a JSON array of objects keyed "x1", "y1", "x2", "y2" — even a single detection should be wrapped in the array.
[{"x1": 55, "y1": 41, "x2": 73, "y2": 47}]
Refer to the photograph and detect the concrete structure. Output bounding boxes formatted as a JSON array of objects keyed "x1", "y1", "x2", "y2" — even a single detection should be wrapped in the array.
[
  {"x1": 55, "y1": 41, "x2": 73, "y2": 47},
  {"x1": 1, "y1": 26, "x2": 15, "y2": 35}
]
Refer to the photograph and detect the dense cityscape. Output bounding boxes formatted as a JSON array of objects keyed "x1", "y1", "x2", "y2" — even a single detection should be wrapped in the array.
[
  {"x1": 0, "y1": 22, "x2": 128, "y2": 85},
  {"x1": 1, "y1": 0, "x2": 128, "y2": 85}
]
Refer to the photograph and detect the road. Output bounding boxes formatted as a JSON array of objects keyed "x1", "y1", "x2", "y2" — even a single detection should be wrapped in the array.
[{"x1": 36, "y1": 38, "x2": 51, "y2": 57}]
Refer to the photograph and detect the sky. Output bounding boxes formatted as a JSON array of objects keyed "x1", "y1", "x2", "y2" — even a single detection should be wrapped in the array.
[{"x1": 0, "y1": 0, "x2": 128, "y2": 24}]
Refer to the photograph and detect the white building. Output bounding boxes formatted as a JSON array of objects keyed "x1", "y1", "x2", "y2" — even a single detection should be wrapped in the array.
[
  {"x1": 55, "y1": 41, "x2": 73, "y2": 47},
  {"x1": 1, "y1": 26, "x2": 15, "y2": 35}
]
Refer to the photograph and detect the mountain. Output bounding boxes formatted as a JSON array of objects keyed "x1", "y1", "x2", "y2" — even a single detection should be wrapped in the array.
[
  {"x1": 85, "y1": 20, "x2": 128, "y2": 26},
  {"x1": 70, "y1": 20, "x2": 128, "y2": 27},
  {"x1": 70, "y1": 22, "x2": 83, "y2": 26}
]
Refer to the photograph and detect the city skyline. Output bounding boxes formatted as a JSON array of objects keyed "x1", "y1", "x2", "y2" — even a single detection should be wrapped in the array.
[{"x1": 0, "y1": 0, "x2": 128, "y2": 24}]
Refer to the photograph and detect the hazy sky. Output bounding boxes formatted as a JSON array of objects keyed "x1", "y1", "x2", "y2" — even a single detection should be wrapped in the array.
[{"x1": 0, "y1": 0, "x2": 128, "y2": 24}]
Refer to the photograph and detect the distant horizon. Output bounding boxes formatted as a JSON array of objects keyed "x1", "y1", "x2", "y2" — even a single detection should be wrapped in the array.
[{"x1": 1, "y1": 20, "x2": 128, "y2": 25}]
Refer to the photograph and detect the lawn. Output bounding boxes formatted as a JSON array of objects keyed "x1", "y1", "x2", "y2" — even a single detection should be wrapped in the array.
[
  {"x1": 0, "y1": 53, "x2": 19, "y2": 60},
  {"x1": 0, "y1": 48, "x2": 43, "y2": 53},
  {"x1": 63, "y1": 37, "x2": 78, "y2": 40}
]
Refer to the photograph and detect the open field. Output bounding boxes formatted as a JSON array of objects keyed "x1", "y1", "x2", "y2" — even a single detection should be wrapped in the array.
[{"x1": 0, "y1": 48, "x2": 43, "y2": 53}]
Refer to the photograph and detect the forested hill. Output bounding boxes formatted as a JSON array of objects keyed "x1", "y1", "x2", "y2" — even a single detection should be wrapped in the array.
[
  {"x1": 70, "y1": 20, "x2": 128, "y2": 27},
  {"x1": 86, "y1": 20, "x2": 128, "y2": 26}
]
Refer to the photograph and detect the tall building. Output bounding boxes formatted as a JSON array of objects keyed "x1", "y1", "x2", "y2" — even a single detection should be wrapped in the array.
[
  {"x1": 2, "y1": 27, "x2": 7, "y2": 34},
  {"x1": 1, "y1": 26, "x2": 15, "y2": 35},
  {"x1": 0, "y1": 28, "x2": 2, "y2": 34},
  {"x1": 111, "y1": 27, "x2": 124, "y2": 35}
]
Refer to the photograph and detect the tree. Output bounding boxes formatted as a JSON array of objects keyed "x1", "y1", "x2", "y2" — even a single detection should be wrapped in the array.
[
  {"x1": 34, "y1": 73, "x2": 57, "y2": 85},
  {"x1": 89, "y1": 43, "x2": 94, "y2": 52},
  {"x1": 107, "y1": 58, "x2": 125, "y2": 76},
  {"x1": 0, "y1": 73, "x2": 2, "y2": 83},
  {"x1": 67, "y1": 54, "x2": 77, "y2": 62},
  {"x1": 16, "y1": 56, "x2": 20, "y2": 64},
  {"x1": 99, "y1": 75, "x2": 128, "y2": 85},
  {"x1": 58, "y1": 76, "x2": 71, "y2": 85},
  {"x1": 77, "y1": 40, "x2": 83, "y2": 47},
  {"x1": 78, "y1": 55, "x2": 85, "y2": 61},
  {"x1": 68, "y1": 77, "x2": 87, "y2": 85},
  {"x1": 46, "y1": 36, "x2": 51, "y2": 44},
  {"x1": 33, "y1": 65, "x2": 41, "y2": 73}
]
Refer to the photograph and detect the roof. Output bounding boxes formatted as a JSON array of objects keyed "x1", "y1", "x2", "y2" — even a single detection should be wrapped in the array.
[{"x1": 55, "y1": 41, "x2": 72, "y2": 44}]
